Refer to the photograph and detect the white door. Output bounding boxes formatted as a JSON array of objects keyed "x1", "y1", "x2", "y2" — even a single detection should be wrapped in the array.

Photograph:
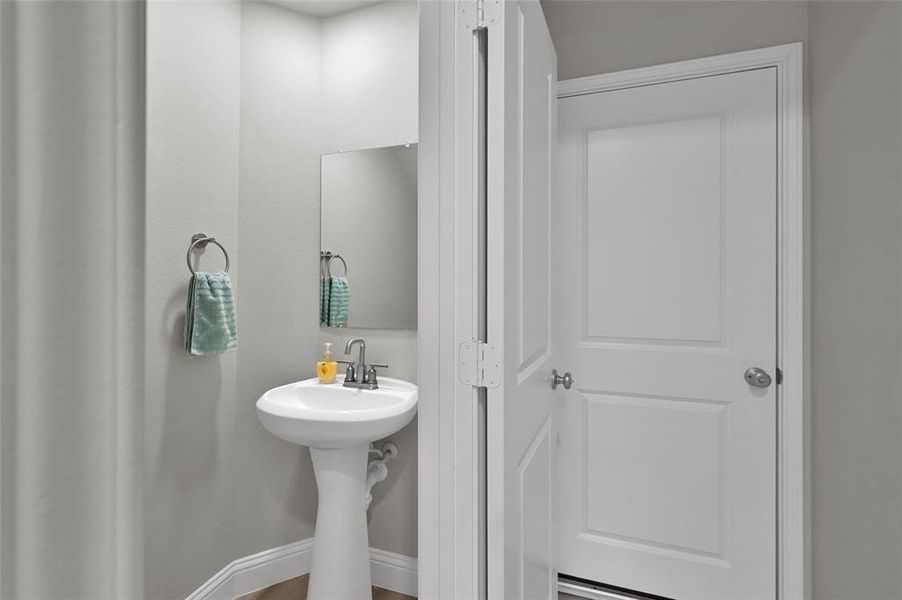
[
  {"x1": 556, "y1": 68, "x2": 778, "y2": 600},
  {"x1": 486, "y1": 0, "x2": 558, "y2": 598}
]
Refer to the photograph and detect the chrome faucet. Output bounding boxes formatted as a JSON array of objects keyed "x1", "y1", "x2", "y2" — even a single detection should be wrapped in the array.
[{"x1": 343, "y1": 338, "x2": 388, "y2": 390}]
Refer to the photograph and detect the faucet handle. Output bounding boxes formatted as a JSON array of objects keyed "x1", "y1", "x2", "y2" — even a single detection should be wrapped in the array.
[
  {"x1": 337, "y1": 360, "x2": 356, "y2": 382},
  {"x1": 365, "y1": 363, "x2": 389, "y2": 385}
]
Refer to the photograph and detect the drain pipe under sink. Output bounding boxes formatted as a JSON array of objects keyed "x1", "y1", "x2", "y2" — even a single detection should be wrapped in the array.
[{"x1": 365, "y1": 441, "x2": 398, "y2": 509}]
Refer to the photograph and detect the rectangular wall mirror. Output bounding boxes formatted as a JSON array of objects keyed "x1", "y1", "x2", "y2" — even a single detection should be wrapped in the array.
[{"x1": 320, "y1": 143, "x2": 418, "y2": 330}]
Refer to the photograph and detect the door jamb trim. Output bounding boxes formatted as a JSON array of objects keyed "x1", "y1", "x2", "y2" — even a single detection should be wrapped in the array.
[
  {"x1": 558, "y1": 43, "x2": 807, "y2": 600},
  {"x1": 417, "y1": 2, "x2": 484, "y2": 597}
]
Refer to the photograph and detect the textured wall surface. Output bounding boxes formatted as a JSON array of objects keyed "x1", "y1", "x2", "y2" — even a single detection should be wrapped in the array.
[
  {"x1": 145, "y1": 2, "x2": 243, "y2": 597},
  {"x1": 235, "y1": 0, "x2": 323, "y2": 575},
  {"x1": 146, "y1": 2, "x2": 329, "y2": 597},
  {"x1": 145, "y1": 3, "x2": 418, "y2": 596},
  {"x1": 542, "y1": 0, "x2": 808, "y2": 80},
  {"x1": 808, "y1": 4, "x2": 902, "y2": 599}
]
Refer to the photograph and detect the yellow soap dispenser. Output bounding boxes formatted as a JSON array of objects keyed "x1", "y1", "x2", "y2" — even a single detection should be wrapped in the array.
[{"x1": 317, "y1": 342, "x2": 338, "y2": 384}]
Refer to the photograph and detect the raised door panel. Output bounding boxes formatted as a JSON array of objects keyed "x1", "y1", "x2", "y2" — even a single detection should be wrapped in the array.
[
  {"x1": 585, "y1": 116, "x2": 724, "y2": 344},
  {"x1": 584, "y1": 393, "x2": 727, "y2": 559},
  {"x1": 518, "y1": 9, "x2": 554, "y2": 376}
]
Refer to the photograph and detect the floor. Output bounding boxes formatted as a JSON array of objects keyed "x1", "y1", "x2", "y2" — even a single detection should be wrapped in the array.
[{"x1": 236, "y1": 574, "x2": 415, "y2": 600}]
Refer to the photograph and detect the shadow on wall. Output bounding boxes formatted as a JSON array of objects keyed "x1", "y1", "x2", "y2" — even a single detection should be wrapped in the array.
[
  {"x1": 153, "y1": 280, "x2": 318, "y2": 518},
  {"x1": 158, "y1": 284, "x2": 222, "y2": 488}
]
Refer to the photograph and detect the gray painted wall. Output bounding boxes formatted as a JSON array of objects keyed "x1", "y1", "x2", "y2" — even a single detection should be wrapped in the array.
[
  {"x1": 808, "y1": 4, "x2": 902, "y2": 598},
  {"x1": 145, "y1": 3, "x2": 244, "y2": 597},
  {"x1": 237, "y1": 0, "x2": 323, "y2": 571},
  {"x1": 145, "y1": 2, "x2": 417, "y2": 596},
  {"x1": 541, "y1": 1, "x2": 902, "y2": 598},
  {"x1": 542, "y1": 0, "x2": 808, "y2": 80}
]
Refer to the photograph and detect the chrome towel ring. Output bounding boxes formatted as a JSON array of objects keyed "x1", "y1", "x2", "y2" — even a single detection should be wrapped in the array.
[{"x1": 187, "y1": 233, "x2": 230, "y2": 275}]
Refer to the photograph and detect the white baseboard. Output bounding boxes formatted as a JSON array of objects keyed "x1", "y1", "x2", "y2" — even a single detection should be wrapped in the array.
[
  {"x1": 369, "y1": 547, "x2": 418, "y2": 597},
  {"x1": 186, "y1": 538, "x2": 417, "y2": 600}
]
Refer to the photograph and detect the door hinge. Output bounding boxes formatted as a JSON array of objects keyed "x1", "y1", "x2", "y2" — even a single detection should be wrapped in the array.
[
  {"x1": 776, "y1": 367, "x2": 784, "y2": 385},
  {"x1": 459, "y1": 0, "x2": 502, "y2": 32},
  {"x1": 458, "y1": 341, "x2": 502, "y2": 388}
]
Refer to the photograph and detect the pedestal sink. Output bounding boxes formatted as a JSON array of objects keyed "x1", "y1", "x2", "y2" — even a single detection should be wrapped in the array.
[{"x1": 256, "y1": 375, "x2": 417, "y2": 600}]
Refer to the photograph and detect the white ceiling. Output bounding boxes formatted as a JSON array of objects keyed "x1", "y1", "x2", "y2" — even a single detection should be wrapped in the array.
[{"x1": 266, "y1": 0, "x2": 385, "y2": 18}]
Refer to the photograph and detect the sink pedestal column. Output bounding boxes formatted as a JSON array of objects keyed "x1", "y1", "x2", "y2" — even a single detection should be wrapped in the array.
[{"x1": 308, "y1": 443, "x2": 372, "y2": 600}]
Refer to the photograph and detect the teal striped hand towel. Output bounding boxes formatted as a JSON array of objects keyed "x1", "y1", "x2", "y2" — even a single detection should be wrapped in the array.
[
  {"x1": 185, "y1": 272, "x2": 238, "y2": 355},
  {"x1": 327, "y1": 276, "x2": 349, "y2": 327}
]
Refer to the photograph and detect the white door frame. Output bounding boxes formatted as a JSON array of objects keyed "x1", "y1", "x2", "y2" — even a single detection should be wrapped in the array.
[
  {"x1": 418, "y1": 1, "x2": 485, "y2": 598},
  {"x1": 558, "y1": 44, "x2": 807, "y2": 600}
]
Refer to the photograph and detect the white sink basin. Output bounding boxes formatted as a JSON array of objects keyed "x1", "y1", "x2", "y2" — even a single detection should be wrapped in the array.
[
  {"x1": 255, "y1": 375, "x2": 417, "y2": 600},
  {"x1": 256, "y1": 376, "x2": 418, "y2": 448}
]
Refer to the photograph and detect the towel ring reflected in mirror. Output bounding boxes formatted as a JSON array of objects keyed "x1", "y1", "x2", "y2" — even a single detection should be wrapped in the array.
[
  {"x1": 187, "y1": 232, "x2": 230, "y2": 275},
  {"x1": 321, "y1": 251, "x2": 348, "y2": 278}
]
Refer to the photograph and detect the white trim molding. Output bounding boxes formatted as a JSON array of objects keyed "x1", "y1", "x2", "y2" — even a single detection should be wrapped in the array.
[
  {"x1": 370, "y1": 547, "x2": 419, "y2": 597},
  {"x1": 186, "y1": 538, "x2": 314, "y2": 600},
  {"x1": 559, "y1": 43, "x2": 808, "y2": 600},
  {"x1": 418, "y1": 1, "x2": 485, "y2": 598},
  {"x1": 186, "y1": 539, "x2": 417, "y2": 600}
]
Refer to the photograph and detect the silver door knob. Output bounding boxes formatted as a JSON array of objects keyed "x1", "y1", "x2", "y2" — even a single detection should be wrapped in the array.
[
  {"x1": 552, "y1": 369, "x2": 573, "y2": 390},
  {"x1": 744, "y1": 367, "x2": 772, "y2": 388}
]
